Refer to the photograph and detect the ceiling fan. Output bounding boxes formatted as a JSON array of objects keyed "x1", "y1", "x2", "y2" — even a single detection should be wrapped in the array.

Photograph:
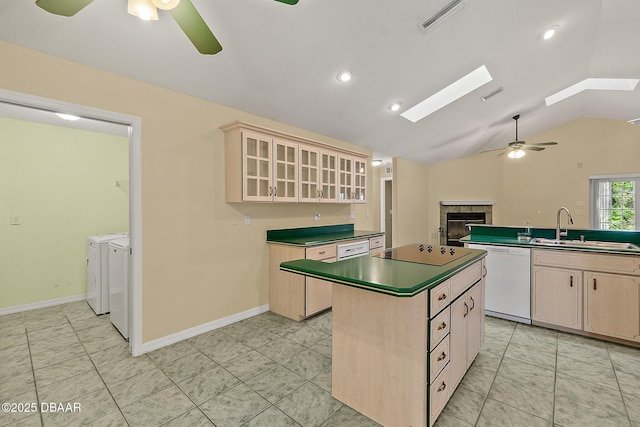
[
  {"x1": 500, "y1": 114, "x2": 558, "y2": 158},
  {"x1": 35, "y1": 0, "x2": 298, "y2": 55}
]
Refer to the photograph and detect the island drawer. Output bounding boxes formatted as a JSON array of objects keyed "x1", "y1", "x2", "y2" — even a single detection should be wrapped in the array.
[
  {"x1": 429, "y1": 336, "x2": 449, "y2": 381},
  {"x1": 429, "y1": 307, "x2": 450, "y2": 349},
  {"x1": 429, "y1": 279, "x2": 451, "y2": 318},
  {"x1": 306, "y1": 244, "x2": 337, "y2": 261},
  {"x1": 369, "y1": 236, "x2": 385, "y2": 250},
  {"x1": 451, "y1": 260, "x2": 482, "y2": 300},
  {"x1": 429, "y1": 363, "x2": 450, "y2": 427}
]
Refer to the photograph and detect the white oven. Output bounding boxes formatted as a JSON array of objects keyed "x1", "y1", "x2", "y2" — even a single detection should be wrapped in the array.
[{"x1": 337, "y1": 240, "x2": 370, "y2": 260}]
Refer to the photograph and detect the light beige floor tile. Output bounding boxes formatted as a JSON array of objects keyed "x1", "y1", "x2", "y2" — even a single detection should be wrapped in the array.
[
  {"x1": 441, "y1": 385, "x2": 485, "y2": 425},
  {"x1": 161, "y1": 408, "x2": 214, "y2": 427},
  {"x1": 275, "y1": 382, "x2": 342, "y2": 427},
  {"x1": 244, "y1": 365, "x2": 306, "y2": 403},
  {"x1": 96, "y1": 354, "x2": 156, "y2": 387},
  {"x1": 176, "y1": 365, "x2": 240, "y2": 405},
  {"x1": 244, "y1": 406, "x2": 299, "y2": 427},
  {"x1": 199, "y1": 383, "x2": 271, "y2": 427},
  {"x1": 221, "y1": 350, "x2": 276, "y2": 382},
  {"x1": 146, "y1": 340, "x2": 198, "y2": 366},
  {"x1": 157, "y1": 351, "x2": 217, "y2": 383},
  {"x1": 33, "y1": 354, "x2": 95, "y2": 388},
  {"x1": 107, "y1": 367, "x2": 173, "y2": 407},
  {"x1": 477, "y1": 398, "x2": 552, "y2": 427},
  {"x1": 121, "y1": 385, "x2": 194, "y2": 427},
  {"x1": 41, "y1": 387, "x2": 119, "y2": 427},
  {"x1": 320, "y1": 405, "x2": 381, "y2": 427}
]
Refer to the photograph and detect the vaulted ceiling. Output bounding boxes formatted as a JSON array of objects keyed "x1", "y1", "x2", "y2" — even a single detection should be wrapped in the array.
[{"x1": 1, "y1": 0, "x2": 639, "y2": 164}]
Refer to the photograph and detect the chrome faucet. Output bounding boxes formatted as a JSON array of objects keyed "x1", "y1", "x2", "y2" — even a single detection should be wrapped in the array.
[{"x1": 556, "y1": 207, "x2": 574, "y2": 240}]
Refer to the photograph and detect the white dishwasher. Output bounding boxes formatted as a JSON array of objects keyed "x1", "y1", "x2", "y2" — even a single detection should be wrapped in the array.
[{"x1": 468, "y1": 244, "x2": 531, "y2": 324}]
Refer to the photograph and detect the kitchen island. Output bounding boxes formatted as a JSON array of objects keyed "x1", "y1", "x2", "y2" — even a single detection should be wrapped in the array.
[{"x1": 281, "y1": 244, "x2": 487, "y2": 427}]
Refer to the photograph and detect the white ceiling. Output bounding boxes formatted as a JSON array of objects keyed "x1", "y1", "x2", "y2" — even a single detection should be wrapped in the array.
[{"x1": 1, "y1": 0, "x2": 639, "y2": 164}]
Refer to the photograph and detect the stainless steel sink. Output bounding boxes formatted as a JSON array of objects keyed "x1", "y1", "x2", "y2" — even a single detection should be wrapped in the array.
[{"x1": 531, "y1": 237, "x2": 639, "y2": 250}]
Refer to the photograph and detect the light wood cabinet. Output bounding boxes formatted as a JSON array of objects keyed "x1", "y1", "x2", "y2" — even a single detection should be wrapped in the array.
[
  {"x1": 299, "y1": 145, "x2": 340, "y2": 203},
  {"x1": 449, "y1": 281, "x2": 483, "y2": 390},
  {"x1": 338, "y1": 155, "x2": 368, "y2": 203},
  {"x1": 583, "y1": 271, "x2": 640, "y2": 341},
  {"x1": 269, "y1": 237, "x2": 382, "y2": 320},
  {"x1": 331, "y1": 258, "x2": 485, "y2": 427},
  {"x1": 532, "y1": 266, "x2": 583, "y2": 330},
  {"x1": 531, "y1": 248, "x2": 640, "y2": 344},
  {"x1": 222, "y1": 121, "x2": 367, "y2": 203},
  {"x1": 369, "y1": 236, "x2": 385, "y2": 254}
]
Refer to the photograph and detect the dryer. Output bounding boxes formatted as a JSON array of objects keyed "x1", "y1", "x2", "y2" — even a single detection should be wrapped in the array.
[
  {"x1": 86, "y1": 233, "x2": 127, "y2": 315},
  {"x1": 108, "y1": 237, "x2": 130, "y2": 339}
]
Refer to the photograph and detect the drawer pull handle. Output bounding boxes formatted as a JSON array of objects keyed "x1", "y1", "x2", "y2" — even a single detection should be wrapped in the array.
[
  {"x1": 437, "y1": 322, "x2": 447, "y2": 331},
  {"x1": 482, "y1": 265, "x2": 487, "y2": 278},
  {"x1": 593, "y1": 278, "x2": 597, "y2": 290},
  {"x1": 470, "y1": 296, "x2": 475, "y2": 311},
  {"x1": 318, "y1": 251, "x2": 326, "y2": 255},
  {"x1": 437, "y1": 352, "x2": 447, "y2": 361},
  {"x1": 437, "y1": 294, "x2": 447, "y2": 301},
  {"x1": 464, "y1": 302, "x2": 469, "y2": 317},
  {"x1": 570, "y1": 275, "x2": 573, "y2": 287},
  {"x1": 437, "y1": 382, "x2": 447, "y2": 392}
]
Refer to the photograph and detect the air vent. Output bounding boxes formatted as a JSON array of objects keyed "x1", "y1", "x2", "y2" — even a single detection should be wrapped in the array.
[
  {"x1": 628, "y1": 117, "x2": 640, "y2": 125},
  {"x1": 385, "y1": 167, "x2": 393, "y2": 174},
  {"x1": 418, "y1": 0, "x2": 466, "y2": 34},
  {"x1": 481, "y1": 87, "x2": 504, "y2": 101}
]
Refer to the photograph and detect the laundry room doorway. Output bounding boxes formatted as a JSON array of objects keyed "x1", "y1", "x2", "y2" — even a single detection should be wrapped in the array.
[{"x1": 0, "y1": 89, "x2": 143, "y2": 356}]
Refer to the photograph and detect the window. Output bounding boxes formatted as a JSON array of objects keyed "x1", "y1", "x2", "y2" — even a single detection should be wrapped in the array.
[{"x1": 590, "y1": 175, "x2": 640, "y2": 230}]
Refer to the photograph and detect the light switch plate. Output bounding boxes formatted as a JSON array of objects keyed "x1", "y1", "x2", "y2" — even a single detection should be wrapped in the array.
[
  {"x1": 11, "y1": 215, "x2": 20, "y2": 225},
  {"x1": 314, "y1": 213, "x2": 320, "y2": 221},
  {"x1": 350, "y1": 211, "x2": 356, "y2": 219},
  {"x1": 244, "y1": 214, "x2": 251, "y2": 225}
]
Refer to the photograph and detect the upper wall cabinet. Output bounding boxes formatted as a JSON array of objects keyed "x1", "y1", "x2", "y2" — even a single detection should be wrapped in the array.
[
  {"x1": 222, "y1": 121, "x2": 367, "y2": 203},
  {"x1": 338, "y1": 155, "x2": 367, "y2": 204}
]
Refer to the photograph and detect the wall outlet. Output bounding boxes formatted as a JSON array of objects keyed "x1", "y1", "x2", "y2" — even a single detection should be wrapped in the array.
[
  {"x1": 11, "y1": 215, "x2": 20, "y2": 225},
  {"x1": 244, "y1": 214, "x2": 251, "y2": 225},
  {"x1": 314, "y1": 213, "x2": 320, "y2": 221},
  {"x1": 350, "y1": 211, "x2": 356, "y2": 219}
]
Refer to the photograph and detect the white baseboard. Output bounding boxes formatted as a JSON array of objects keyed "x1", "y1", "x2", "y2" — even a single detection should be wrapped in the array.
[
  {"x1": 0, "y1": 294, "x2": 86, "y2": 316},
  {"x1": 138, "y1": 304, "x2": 270, "y2": 355}
]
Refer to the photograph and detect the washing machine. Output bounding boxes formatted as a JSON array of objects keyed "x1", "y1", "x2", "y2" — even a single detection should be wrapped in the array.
[
  {"x1": 86, "y1": 233, "x2": 128, "y2": 315},
  {"x1": 108, "y1": 237, "x2": 130, "y2": 339}
]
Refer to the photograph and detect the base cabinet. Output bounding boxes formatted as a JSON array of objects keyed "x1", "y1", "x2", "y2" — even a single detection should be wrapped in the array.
[
  {"x1": 531, "y1": 249, "x2": 640, "y2": 344},
  {"x1": 583, "y1": 271, "x2": 640, "y2": 341},
  {"x1": 450, "y1": 281, "x2": 482, "y2": 390},
  {"x1": 331, "y1": 258, "x2": 485, "y2": 427},
  {"x1": 532, "y1": 266, "x2": 582, "y2": 330}
]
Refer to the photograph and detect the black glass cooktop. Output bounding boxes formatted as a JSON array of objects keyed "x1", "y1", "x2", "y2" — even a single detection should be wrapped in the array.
[{"x1": 373, "y1": 244, "x2": 471, "y2": 266}]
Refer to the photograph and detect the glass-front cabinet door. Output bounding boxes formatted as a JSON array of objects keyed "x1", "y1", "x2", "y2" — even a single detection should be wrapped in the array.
[
  {"x1": 273, "y1": 138, "x2": 298, "y2": 202},
  {"x1": 338, "y1": 155, "x2": 353, "y2": 203},
  {"x1": 353, "y1": 157, "x2": 367, "y2": 203},
  {"x1": 320, "y1": 150, "x2": 337, "y2": 203},
  {"x1": 242, "y1": 131, "x2": 273, "y2": 202},
  {"x1": 299, "y1": 144, "x2": 320, "y2": 202}
]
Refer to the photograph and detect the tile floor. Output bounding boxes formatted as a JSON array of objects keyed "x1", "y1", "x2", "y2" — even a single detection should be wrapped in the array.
[{"x1": 0, "y1": 302, "x2": 639, "y2": 427}]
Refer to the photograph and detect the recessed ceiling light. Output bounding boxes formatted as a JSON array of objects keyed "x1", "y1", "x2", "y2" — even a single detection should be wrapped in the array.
[
  {"x1": 543, "y1": 25, "x2": 559, "y2": 40},
  {"x1": 401, "y1": 65, "x2": 492, "y2": 123},
  {"x1": 545, "y1": 78, "x2": 640, "y2": 106},
  {"x1": 56, "y1": 113, "x2": 81, "y2": 121},
  {"x1": 337, "y1": 71, "x2": 352, "y2": 82},
  {"x1": 388, "y1": 102, "x2": 402, "y2": 112}
]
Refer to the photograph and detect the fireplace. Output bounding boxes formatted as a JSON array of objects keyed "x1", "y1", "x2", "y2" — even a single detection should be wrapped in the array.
[
  {"x1": 446, "y1": 212, "x2": 486, "y2": 246},
  {"x1": 439, "y1": 201, "x2": 494, "y2": 246}
]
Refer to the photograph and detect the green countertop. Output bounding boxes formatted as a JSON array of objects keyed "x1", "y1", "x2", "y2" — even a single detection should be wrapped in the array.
[
  {"x1": 280, "y1": 246, "x2": 486, "y2": 297},
  {"x1": 461, "y1": 225, "x2": 640, "y2": 255},
  {"x1": 267, "y1": 224, "x2": 383, "y2": 246}
]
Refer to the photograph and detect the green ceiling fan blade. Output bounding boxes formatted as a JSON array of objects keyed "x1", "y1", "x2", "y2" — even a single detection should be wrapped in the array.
[
  {"x1": 274, "y1": 0, "x2": 299, "y2": 4},
  {"x1": 35, "y1": 0, "x2": 95, "y2": 16},
  {"x1": 168, "y1": 0, "x2": 222, "y2": 55}
]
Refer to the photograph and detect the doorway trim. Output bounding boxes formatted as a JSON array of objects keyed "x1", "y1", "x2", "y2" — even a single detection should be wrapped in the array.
[
  {"x1": 380, "y1": 177, "x2": 392, "y2": 241},
  {"x1": 0, "y1": 88, "x2": 144, "y2": 356}
]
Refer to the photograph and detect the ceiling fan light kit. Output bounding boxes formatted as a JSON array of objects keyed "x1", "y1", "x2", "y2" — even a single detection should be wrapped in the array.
[
  {"x1": 151, "y1": 0, "x2": 180, "y2": 10},
  {"x1": 501, "y1": 114, "x2": 558, "y2": 159},
  {"x1": 127, "y1": 0, "x2": 158, "y2": 21}
]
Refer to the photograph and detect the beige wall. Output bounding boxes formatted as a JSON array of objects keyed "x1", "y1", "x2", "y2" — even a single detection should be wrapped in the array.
[
  {"x1": 392, "y1": 157, "x2": 431, "y2": 245},
  {"x1": 0, "y1": 117, "x2": 129, "y2": 308},
  {"x1": 424, "y1": 117, "x2": 640, "y2": 241},
  {"x1": 0, "y1": 41, "x2": 377, "y2": 342}
]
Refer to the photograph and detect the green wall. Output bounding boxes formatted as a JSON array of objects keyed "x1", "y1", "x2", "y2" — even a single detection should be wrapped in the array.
[{"x1": 0, "y1": 117, "x2": 129, "y2": 309}]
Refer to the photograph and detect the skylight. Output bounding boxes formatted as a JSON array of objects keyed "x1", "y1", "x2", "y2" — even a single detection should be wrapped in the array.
[
  {"x1": 401, "y1": 65, "x2": 492, "y2": 123},
  {"x1": 545, "y1": 78, "x2": 640, "y2": 106}
]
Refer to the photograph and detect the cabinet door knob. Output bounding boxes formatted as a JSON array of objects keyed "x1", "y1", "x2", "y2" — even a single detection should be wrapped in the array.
[
  {"x1": 570, "y1": 275, "x2": 573, "y2": 287},
  {"x1": 437, "y1": 294, "x2": 447, "y2": 301},
  {"x1": 593, "y1": 277, "x2": 597, "y2": 290},
  {"x1": 268, "y1": 186, "x2": 273, "y2": 196},
  {"x1": 437, "y1": 322, "x2": 447, "y2": 331},
  {"x1": 437, "y1": 352, "x2": 447, "y2": 361},
  {"x1": 437, "y1": 382, "x2": 447, "y2": 392}
]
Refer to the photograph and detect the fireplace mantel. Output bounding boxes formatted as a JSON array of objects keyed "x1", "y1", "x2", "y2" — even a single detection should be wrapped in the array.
[{"x1": 440, "y1": 200, "x2": 496, "y2": 206}]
